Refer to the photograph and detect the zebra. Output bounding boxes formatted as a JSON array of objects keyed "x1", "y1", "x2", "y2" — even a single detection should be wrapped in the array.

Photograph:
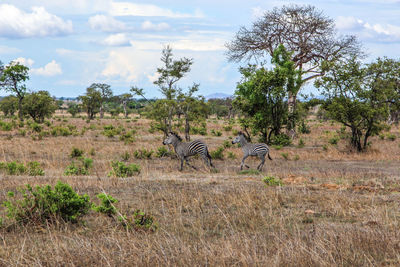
[
  {"x1": 162, "y1": 132, "x2": 214, "y2": 171},
  {"x1": 232, "y1": 132, "x2": 272, "y2": 171}
]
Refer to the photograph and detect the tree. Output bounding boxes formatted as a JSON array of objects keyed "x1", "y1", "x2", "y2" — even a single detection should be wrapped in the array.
[
  {"x1": 79, "y1": 86, "x2": 102, "y2": 120},
  {"x1": 234, "y1": 64, "x2": 287, "y2": 143},
  {"x1": 177, "y1": 83, "x2": 208, "y2": 141},
  {"x1": 0, "y1": 61, "x2": 30, "y2": 121},
  {"x1": 153, "y1": 45, "x2": 193, "y2": 133},
  {"x1": 67, "y1": 102, "x2": 81, "y2": 118},
  {"x1": 22, "y1": 91, "x2": 57, "y2": 123},
  {"x1": 119, "y1": 93, "x2": 132, "y2": 118},
  {"x1": 87, "y1": 83, "x2": 112, "y2": 118},
  {"x1": 0, "y1": 95, "x2": 18, "y2": 117},
  {"x1": 315, "y1": 57, "x2": 390, "y2": 151},
  {"x1": 226, "y1": 4, "x2": 362, "y2": 131}
]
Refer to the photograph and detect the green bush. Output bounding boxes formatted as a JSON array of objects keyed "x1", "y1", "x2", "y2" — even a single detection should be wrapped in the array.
[
  {"x1": 210, "y1": 147, "x2": 224, "y2": 160},
  {"x1": 2, "y1": 181, "x2": 91, "y2": 225},
  {"x1": 119, "y1": 131, "x2": 136, "y2": 144},
  {"x1": 51, "y1": 126, "x2": 71, "y2": 136},
  {"x1": 0, "y1": 161, "x2": 26, "y2": 175},
  {"x1": 211, "y1": 129, "x2": 222, "y2": 136},
  {"x1": 93, "y1": 193, "x2": 118, "y2": 216},
  {"x1": 27, "y1": 161, "x2": 45, "y2": 176},
  {"x1": 281, "y1": 152, "x2": 289, "y2": 160},
  {"x1": 328, "y1": 136, "x2": 339, "y2": 145},
  {"x1": 0, "y1": 121, "x2": 13, "y2": 131},
  {"x1": 119, "y1": 209, "x2": 157, "y2": 231},
  {"x1": 133, "y1": 149, "x2": 153, "y2": 159},
  {"x1": 223, "y1": 125, "x2": 232, "y2": 132},
  {"x1": 155, "y1": 146, "x2": 172, "y2": 158},
  {"x1": 298, "y1": 120, "x2": 311, "y2": 134},
  {"x1": 387, "y1": 133, "x2": 396, "y2": 141},
  {"x1": 270, "y1": 134, "x2": 292, "y2": 146},
  {"x1": 227, "y1": 151, "x2": 236, "y2": 159},
  {"x1": 262, "y1": 176, "x2": 283, "y2": 186},
  {"x1": 64, "y1": 157, "x2": 93, "y2": 176},
  {"x1": 298, "y1": 138, "x2": 305, "y2": 148},
  {"x1": 108, "y1": 161, "x2": 140, "y2": 177},
  {"x1": 222, "y1": 140, "x2": 232, "y2": 148},
  {"x1": 70, "y1": 147, "x2": 84, "y2": 158}
]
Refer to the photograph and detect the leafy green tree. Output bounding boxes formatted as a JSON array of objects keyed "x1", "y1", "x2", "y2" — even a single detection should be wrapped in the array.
[
  {"x1": 67, "y1": 102, "x2": 81, "y2": 118},
  {"x1": 87, "y1": 83, "x2": 112, "y2": 118},
  {"x1": 0, "y1": 95, "x2": 18, "y2": 117},
  {"x1": 226, "y1": 5, "x2": 362, "y2": 131},
  {"x1": 177, "y1": 83, "x2": 208, "y2": 141},
  {"x1": 79, "y1": 86, "x2": 102, "y2": 120},
  {"x1": 0, "y1": 61, "x2": 30, "y2": 121},
  {"x1": 153, "y1": 45, "x2": 193, "y2": 133},
  {"x1": 22, "y1": 90, "x2": 57, "y2": 123},
  {"x1": 315, "y1": 57, "x2": 390, "y2": 151},
  {"x1": 234, "y1": 45, "x2": 300, "y2": 143},
  {"x1": 119, "y1": 93, "x2": 132, "y2": 118}
]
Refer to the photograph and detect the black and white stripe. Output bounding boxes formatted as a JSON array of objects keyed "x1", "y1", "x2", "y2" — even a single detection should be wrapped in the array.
[
  {"x1": 163, "y1": 132, "x2": 214, "y2": 171},
  {"x1": 232, "y1": 132, "x2": 272, "y2": 171}
]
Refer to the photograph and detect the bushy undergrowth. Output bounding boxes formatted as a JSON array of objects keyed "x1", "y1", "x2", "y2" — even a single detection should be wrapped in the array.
[
  {"x1": 155, "y1": 146, "x2": 173, "y2": 158},
  {"x1": 210, "y1": 147, "x2": 224, "y2": 160},
  {"x1": 270, "y1": 133, "x2": 292, "y2": 146},
  {"x1": 92, "y1": 193, "x2": 118, "y2": 217},
  {"x1": 64, "y1": 157, "x2": 93, "y2": 176},
  {"x1": 262, "y1": 176, "x2": 283, "y2": 186},
  {"x1": 0, "y1": 161, "x2": 45, "y2": 176},
  {"x1": 2, "y1": 182, "x2": 91, "y2": 225},
  {"x1": 108, "y1": 161, "x2": 140, "y2": 177},
  {"x1": 133, "y1": 149, "x2": 153, "y2": 159}
]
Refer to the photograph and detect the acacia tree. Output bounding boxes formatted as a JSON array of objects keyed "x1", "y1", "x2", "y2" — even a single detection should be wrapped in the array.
[
  {"x1": 226, "y1": 4, "x2": 362, "y2": 131},
  {"x1": 0, "y1": 61, "x2": 30, "y2": 121},
  {"x1": 0, "y1": 95, "x2": 18, "y2": 117},
  {"x1": 315, "y1": 57, "x2": 391, "y2": 151}
]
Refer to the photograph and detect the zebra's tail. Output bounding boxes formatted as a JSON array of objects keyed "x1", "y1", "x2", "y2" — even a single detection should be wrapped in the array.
[{"x1": 268, "y1": 152, "x2": 272, "y2": 160}]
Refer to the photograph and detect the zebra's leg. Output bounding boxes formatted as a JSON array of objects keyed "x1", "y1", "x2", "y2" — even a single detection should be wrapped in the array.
[
  {"x1": 206, "y1": 151, "x2": 214, "y2": 168},
  {"x1": 185, "y1": 157, "x2": 197, "y2": 170},
  {"x1": 179, "y1": 157, "x2": 184, "y2": 171},
  {"x1": 240, "y1": 154, "x2": 249, "y2": 170},
  {"x1": 257, "y1": 154, "x2": 266, "y2": 171}
]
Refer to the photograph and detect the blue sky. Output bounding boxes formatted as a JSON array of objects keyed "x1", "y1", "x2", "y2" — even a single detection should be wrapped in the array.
[{"x1": 0, "y1": 0, "x2": 399, "y2": 98}]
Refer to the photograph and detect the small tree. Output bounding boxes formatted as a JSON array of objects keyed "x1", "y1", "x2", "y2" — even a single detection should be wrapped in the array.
[
  {"x1": 22, "y1": 90, "x2": 57, "y2": 123},
  {"x1": 177, "y1": 84, "x2": 208, "y2": 141},
  {"x1": 79, "y1": 86, "x2": 102, "y2": 120},
  {"x1": 153, "y1": 45, "x2": 193, "y2": 133},
  {"x1": 120, "y1": 93, "x2": 132, "y2": 118},
  {"x1": 67, "y1": 102, "x2": 81, "y2": 118},
  {"x1": 0, "y1": 95, "x2": 18, "y2": 117},
  {"x1": 0, "y1": 61, "x2": 29, "y2": 121},
  {"x1": 87, "y1": 83, "x2": 112, "y2": 118},
  {"x1": 315, "y1": 57, "x2": 390, "y2": 151}
]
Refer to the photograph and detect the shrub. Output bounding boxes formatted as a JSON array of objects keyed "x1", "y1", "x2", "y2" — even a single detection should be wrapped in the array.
[
  {"x1": 211, "y1": 129, "x2": 222, "y2": 136},
  {"x1": 93, "y1": 193, "x2": 118, "y2": 216},
  {"x1": 119, "y1": 209, "x2": 157, "y2": 231},
  {"x1": 223, "y1": 125, "x2": 232, "y2": 132},
  {"x1": 119, "y1": 131, "x2": 135, "y2": 144},
  {"x1": 121, "y1": 151, "x2": 130, "y2": 161},
  {"x1": 210, "y1": 147, "x2": 224, "y2": 160},
  {"x1": 2, "y1": 181, "x2": 91, "y2": 225},
  {"x1": 27, "y1": 161, "x2": 45, "y2": 176},
  {"x1": 298, "y1": 138, "x2": 305, "y2": 148},
  {"x1": 387, "y1": 133, "x2": 396, "y2": 141},
  {"x1": 262, "y1": 176, "x2": 283, "y2": 186},
  {"x1": 0, "y1": 161, "x2": 26, "y2": 175},
  {"x1": 70, "y1": 147, "x2": 84, "y2": 158},
  {"x1": 0, "y1": 121, "x2": 13, "y2": 131},
  {"x1": 108, "y1": 161, "x2": 140, "y2": 178},
  {"x1": 281, "y1": 152, "x2": 289, "y2": 160},
  {"x1": 155, "y1": 146, "x2": 172, "y2": 158},
  {"x1": 30, "y1": 122, "x2": 42, "y2": 133},
  {"x1": 64, "y1": 157, "x2": 93, "y2": 176},
  {"x1": 239, "y1": 169, "x2": 261, "y2": 175},
  {"x1": 222, "y1": 140, "x2": 232, "y2": 148},
  {"x1": 227, "y1": 151, "x2": 236, "y2": 159},
  {"x1": 298, "y1": 120, "x2": 311, "y2": 134},
  {"x1": 328, "y1": 136, "x2": 339, "y2": 145},
  {"x1": 270, "y1": 133, "x2": 292, "y2": 146},
  {"x1": 51, "y1": 126, "x2": 71, "y2": 136},
  {"x1": 133, "y1": 149, "x2": 153, "y2": 159}
]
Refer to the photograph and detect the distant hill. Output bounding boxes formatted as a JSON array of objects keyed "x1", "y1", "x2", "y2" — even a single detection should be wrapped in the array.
[{"x1": 205, "y1": 93, "x2": 232, "y2": 100}]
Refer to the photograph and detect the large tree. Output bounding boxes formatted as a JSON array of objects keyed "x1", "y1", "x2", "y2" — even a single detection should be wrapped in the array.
[
  {"x1": 0, "y1": 61, "x2": 30, "y2": 121},
  {"x1": 226, "y1": 4, "x2": 362, "y2": 130},
  {"x1": 79, "y1": 86, "x2": 102, "y2": 120},
  {"x1": 315, "y1": 57, "x2": 391, "y2": 151},
  {"x1": 22, "y1": 90, "x2": 57, "y2": 123}
]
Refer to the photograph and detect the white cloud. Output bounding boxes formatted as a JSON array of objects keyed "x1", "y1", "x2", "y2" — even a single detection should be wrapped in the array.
[
  {"x1": 31, "y1": 60, "x2": 62, "y2": 76},
  {"x1": 0, "y1": 45, "x2": 21, "y2": 55},
  {"x1": 0, "y1": 4, "x2": 73, "y2": 38},
  {"x1": 101, "y1": 33, "x2": 130, "y2": 46},
  {"x1": 141, "y1": 21, "x2": 170, "y2": 31},
  {"x1": 337, "y1": 16, "x2": 400, "y2": 42},
  {"x1": 88, "y1": 14, "x2": 126, "y2": 32},
  {"x1": 13, "y1": 57, "x2": 34, "y2": 67},
  {"x1": 109, "y1": 2, "x2": 203, "y2": 18}
]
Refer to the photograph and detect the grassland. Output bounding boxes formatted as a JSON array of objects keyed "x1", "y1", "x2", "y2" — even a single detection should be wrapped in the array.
[{"x1": 0, "y1": 111, "x2": 399, "y2": 266}]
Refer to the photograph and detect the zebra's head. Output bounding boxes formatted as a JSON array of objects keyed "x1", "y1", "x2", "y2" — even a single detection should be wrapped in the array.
[
  {"x1": 163, "y1": 132, "x2": 181, "y2": 145},
  {"x1": 232, "y1": 132, "x2": 245, "y2": 144}
]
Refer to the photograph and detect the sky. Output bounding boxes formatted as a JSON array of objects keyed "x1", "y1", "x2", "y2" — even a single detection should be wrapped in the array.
[{"x1": 0, "y1": 0, "x2": 399, "y2": 98}]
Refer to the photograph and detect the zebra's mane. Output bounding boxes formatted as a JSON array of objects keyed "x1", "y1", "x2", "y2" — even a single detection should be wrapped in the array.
[{"x1": 169, "y1": 131, "x2": 182, "y2": 141}]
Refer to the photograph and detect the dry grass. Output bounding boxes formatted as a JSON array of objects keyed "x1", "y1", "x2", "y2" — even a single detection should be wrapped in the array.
[{"x1": 0, "y1": 114, "x2": 400, "y2": 266}]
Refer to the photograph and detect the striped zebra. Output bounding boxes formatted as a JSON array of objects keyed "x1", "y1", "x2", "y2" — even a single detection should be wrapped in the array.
[
  {"x1": 232, "y1": 132, "x2": 272, "y2": 171},
  {"x1": 163, "y1": 132, "x2": 214, "y2": 171}
]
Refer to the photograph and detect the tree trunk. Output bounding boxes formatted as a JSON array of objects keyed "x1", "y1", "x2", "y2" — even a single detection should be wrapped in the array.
[
  {"x1": 100, "y1": 105, "x2": 104, "y2": 118},
  {"x1": 185, "y1": 116, "x2": 190, "y2": 141},
  {"x1": 18, "y1": 97, "x2": 23, "y2": 121},
  {"x1": 287, "y1": 91, "x2": 297, "y2": 131}
]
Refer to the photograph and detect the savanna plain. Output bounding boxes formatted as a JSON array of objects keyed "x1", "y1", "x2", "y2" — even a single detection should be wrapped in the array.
[{"x1": 0, "y1": 110, "x2": 400, "y2": 267}]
